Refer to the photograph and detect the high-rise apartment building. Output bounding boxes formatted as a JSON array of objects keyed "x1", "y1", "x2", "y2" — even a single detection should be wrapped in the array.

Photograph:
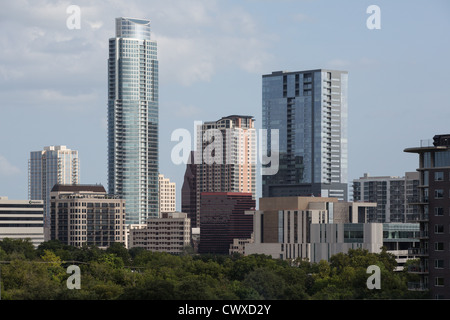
[
  {"x1": 183, "y1": 115, "x2": 256, "y2": 228},
  {"x1": 405, "y1": 134, "x2": 450, "y2": 299},
  {"x1": 50, "y1": 184, "x2": 127, "y2": 248},
  {"x1": 262, "y1": 70, "x2": 348, "y2": 200},
  {"x1": 29, "y1": 145, "x2": 79, "y2": 239},
  {"x1": 159, "y1": 174, "x2": 176, "y2": 216},
  {"x1": 108, "y1": 17, "x2": 159, "y2": 224},
  {"x1": 352, "y1": 172, "x2": 420, "y2": 222}
]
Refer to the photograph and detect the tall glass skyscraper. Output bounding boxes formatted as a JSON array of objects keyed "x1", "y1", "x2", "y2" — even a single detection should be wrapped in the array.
[
  {"x1": 262, "y1": 69, "x2": 348, "y2": 200},
  {"x1": 108, "y1": 17, "x2": 159, "y2": 224}
]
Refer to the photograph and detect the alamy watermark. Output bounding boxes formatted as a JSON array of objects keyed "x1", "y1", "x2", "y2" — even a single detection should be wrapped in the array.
[
  {"x1": 366, "y1": 5, "x2": 381, "y2": 30},
  {"x1": 66, "y1": 265, "x2": 81, "y2": 290},
  {"x1": 366, "y1": 265, "x2": 381, "y2": 290},
  {"x1": 170, "y1": 123, "x2": 280, "y2": 176},
  {"x1": 66, "y1": 5, "x2": 81, "y2": 30}
]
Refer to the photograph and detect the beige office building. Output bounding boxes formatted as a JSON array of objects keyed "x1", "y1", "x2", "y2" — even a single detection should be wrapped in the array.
[
  {"x1": 50, "y1": 184, "x2": 126, "y2": 249},
  {"x1": 128, "y1": 212, "x2": 191, "y2": 254},
  {"x1": 159, "y1": 174, "x2": 176, "y2": 216},
  {"x1": 244, "y1": 197, "x2": 381, "y2": 262}
]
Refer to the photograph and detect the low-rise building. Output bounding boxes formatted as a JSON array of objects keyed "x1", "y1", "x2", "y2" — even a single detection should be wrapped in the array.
[
  {"x1": 0, "y1": 196, "x2": 44, "y2": 247},
  {"x1": 50, "y1": 184, "x2": 126, "y2": 248},
  {"x1": 128, "y1": 212, "x2": 191, "y2": 255},
  {"x1": 244, "y1": 196, "x2": 381, "y2": 262}
]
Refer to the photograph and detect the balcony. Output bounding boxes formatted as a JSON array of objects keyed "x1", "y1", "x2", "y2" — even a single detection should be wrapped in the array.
[
  {"x1": 408, "y1": 247, "x2": 428, "y2": 256},
  {"x1": 408, "y1": 282, "x2": 428, "y2": 291},
  {"x1": 408, "y1": 264, "x2": 428, "y2": 274},
  {"x1": 418, "y1": 231, "x2": 429, "y2": 239}
]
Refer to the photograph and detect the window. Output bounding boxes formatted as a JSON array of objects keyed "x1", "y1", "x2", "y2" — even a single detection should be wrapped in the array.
[
  {"x1": 435, "y1": 242, "x2": 444, "y2": 251},
  {"x1": 423, "y1": 171, "x2": 429, "y2": 186},
  {"x1": 435, "y1": 207, "x2": 444, "y2": 216},
  {"x1": 434, "y1": 224, "x2": 444, "y2": 234},
  {"x1": 435, "y1": 277, "x2": 444, "y2": 287},
  {"x1": 435, "y1": 172, "x2": 444, "y2": 181},
  {"x1": 435, "y1": 189, "x2": 444, "y2": 199},
  {"x1": 434, "y1": 259, "x2": 444, "y2": 269}
]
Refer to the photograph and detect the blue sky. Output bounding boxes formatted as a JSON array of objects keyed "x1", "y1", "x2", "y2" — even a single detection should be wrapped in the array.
[{"x1": 0, "y1": 0, "x2": 449, "y2": 208}]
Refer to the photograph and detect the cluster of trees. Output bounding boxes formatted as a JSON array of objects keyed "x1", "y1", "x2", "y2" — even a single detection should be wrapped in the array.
[{"x1": 0, "y1": 238, "x2": 428, "y2": 300}]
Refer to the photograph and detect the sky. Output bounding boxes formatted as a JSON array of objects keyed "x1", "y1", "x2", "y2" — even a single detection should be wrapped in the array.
[{"x1": 0, "y1": 0, "x2": 449, "y2": 209}]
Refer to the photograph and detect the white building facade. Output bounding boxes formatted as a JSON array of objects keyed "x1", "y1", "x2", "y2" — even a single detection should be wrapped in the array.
[
  {"x1": 0, "y1": 197, "x2": 44, "y2": 247},
  {"x1": 159, "y1": 174, "x2": 176, "y2": 216}
]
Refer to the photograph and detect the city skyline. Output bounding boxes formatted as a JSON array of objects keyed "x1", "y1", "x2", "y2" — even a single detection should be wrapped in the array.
[{"x1": 1, "y1": 1, "x2": 449, "y2": 211}]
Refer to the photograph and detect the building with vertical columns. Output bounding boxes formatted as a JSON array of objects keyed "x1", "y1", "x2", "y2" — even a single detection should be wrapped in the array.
[
  {"x1": 404, "y1": 134, "x2": 450, "y2": 299},
  {"x1": 159, "y1": 174, "x2": 176, "y2": 216},
  {"x1": 29, "y1": 145, "x2": 79, "y2": 240},
  {"x1": 244, "y1": 197, "x2": 381, "y2": 262},
  {"x1": 262, "y1": 70, "x2": 348, "y2": 200},
  {"x1": 108, "y1": 17, "x2": 159, "y2": 225},
  {"x1": 352, "y1": 172, "x2": 420, "y2": 222},
  {"x1": 183, "y1": 115, "x2": 256, "y2": 229},
  {"x1": 50, "y1": 184, "x2": 126, "y2": 249}
]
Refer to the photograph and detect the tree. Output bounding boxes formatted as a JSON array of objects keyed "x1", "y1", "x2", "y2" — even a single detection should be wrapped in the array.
[
  {"x1": 242, "y1": 267, "x2": 286, "y2": 300},
  {"x1": 0, "y1": 238, "x2": 36, "y2": 260},
  {"x1": 106, "y1": 243, "x2": 131, "y2": 266}
]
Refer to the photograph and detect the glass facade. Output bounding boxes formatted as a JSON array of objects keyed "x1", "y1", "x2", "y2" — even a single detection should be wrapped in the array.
[
  {"x1": 262, "y1": 70, "x2": 348, "y2": 200},
  {"x1": 108, "y1": 17, "x2": 159, "y2": 224}
]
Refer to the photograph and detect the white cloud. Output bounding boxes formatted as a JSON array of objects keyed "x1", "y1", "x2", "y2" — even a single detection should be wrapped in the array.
[
  {"x1": 0, "y1": 156, "x2": 21, "y2": 176},
  {"x1": 0, "y1": 0, "x2": 274, "y2": 93}
]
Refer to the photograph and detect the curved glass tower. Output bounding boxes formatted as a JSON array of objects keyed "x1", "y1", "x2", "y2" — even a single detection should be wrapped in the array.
[{"x1": 108, "y1": 17, "x2": 159, "y2": 224}]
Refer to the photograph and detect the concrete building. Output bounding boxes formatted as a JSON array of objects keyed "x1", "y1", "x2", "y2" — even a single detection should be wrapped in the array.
[
  {"x1": 262, "y1": 70, "x2": 348, "y2": 200},
  {"x1": 352, "y1": 172, "x2": 420, "y2": 222},
  {"x1": 182, "y1": 115, "x2": 256, "y2": 229},
  {"x1": 108, "y1": 17, "x2": 159, "y2": 224},
  {"x1": 128, "y1": 212, "x2": 191, "y2": 255},
  {"x1": 159, "y1": 174, "x2": 176, "y2": 216},
  {"x1": 198, "y1": 192, "x2": 255, "y2": 255},
  {"x1": 383, "y1": 222, "x2": 420, "y2": 271},
  {"x1": 0, "y1": 197, "x2": 44, "y2": 247},
  {"x1": 50, "y1": 184, "x2": 126, "y2": 249},
  {"x1": 29, "y1": 145, "x2": 79, "y2": 240},
  {"x1": 244, "y1": 197, "x2": 381, "y2": 263},
  {"x1": 404, "y1": 134, "x2": 450, "y2": 299}
]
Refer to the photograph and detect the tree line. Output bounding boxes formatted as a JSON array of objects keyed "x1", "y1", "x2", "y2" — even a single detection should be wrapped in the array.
[{"x1": 0, "y1": 238, "x2": 428, "y2": 300}]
